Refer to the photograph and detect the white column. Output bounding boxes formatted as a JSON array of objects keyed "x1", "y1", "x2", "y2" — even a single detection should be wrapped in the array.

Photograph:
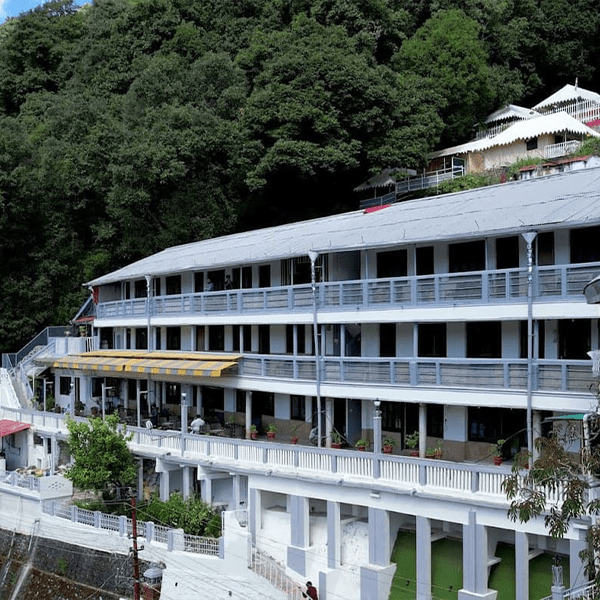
[
  {"x1": 245, "y1": 391, "x2": 252, "y2": 439},
  {"x1": 419, "y1": 403, "x2": 427, "y2": 458},
  {"x1": 160, "y1": 469, "x2": 170, "y2": 502},
  {"x1": 325, "y1": 397, "x2": 333, "y2": 447},
  {"x1": 369, "y1": 507, "x2": 390, "y2": 567},
  {"x1": 182, "y1": 466, "x2": 191, "y2": 500},
  {"x1": 327, "y1": 500, "x2": 341, "y2": 569},
  {"x1": 136, "y1": 380, "x2": 141, "y2": 428},
  {"x1": 515, "y1": 531, "x2": 529, "y2": 600},
  {"x1": 137, "y1": 459, "x2": 144, "y2": 502},
  {"x1": 416, "y1": 516, "x2": 432, "y2": 600}
]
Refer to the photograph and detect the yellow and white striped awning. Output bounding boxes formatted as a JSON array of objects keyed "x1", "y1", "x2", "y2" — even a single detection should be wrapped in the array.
[{"x1": 50, "y1": 350, "x2": 239, "y2": 378}]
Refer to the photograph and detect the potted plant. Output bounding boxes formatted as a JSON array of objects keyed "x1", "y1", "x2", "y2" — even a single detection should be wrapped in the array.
[
  {"x1": 434, "y1": 440, "x2": 443, "y2": 459},
  {"x1": 45, "y1": 395, "x2": 55, "y2": 412},
  {"x1": 382, "y1": 436, "x2": 395, "y2": 454},
  {"x1": 290, "y1": 424, "x2": 300, "y2": 444},
  {"x1": 355, "y1": 438, "x2": 369, "y2": 451},
  {"x1": 266, "y1": 423, "x2": 277, "y2": 441},
  {"x1": 250, "y1": 424, "x2": 258, "y2": 440},
  {"x1": 492, "y1": 439, "x2": 505, "y2": 466},
  {"x1": 405, "y1": 431, "x2": 419, "y2": 457},
  {"x1": 425, "y1": 447, "x2": 436, "y2": 459},
  {"x1": 331, "y1": 431, "x2": 343, "y2": 449}
]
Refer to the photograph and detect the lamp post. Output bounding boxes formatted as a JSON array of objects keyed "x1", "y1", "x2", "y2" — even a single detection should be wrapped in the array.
[
  {"x1": 373, "y1": 400, "x2": 382, "y2": 454},
  {"x1": 308, "y1": 250, "x2": 322, "y2": 447},
  {"x1": 522, "y1": 231, "x2": 537, "y2": 457}
]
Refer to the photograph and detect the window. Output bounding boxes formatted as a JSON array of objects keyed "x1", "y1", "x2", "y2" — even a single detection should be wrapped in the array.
[
  {"x1": 166, "y1": 383, "x2": 180, "y2": 405},
  {"x1": 258, "y1": 325, "x2": 270, "y2": 354},
  {"x1": 379, "y1": 323, "x2": 396, "y2": 357},
  {"x1": 416, "y1": 246, "x2": 434, "y2": 276},
  {"x1": 134, "y1": 279, "x2": 147, "y2": 298},
  {"x1": 208, "y1": 325, "x2": 224, "y2": 351},
  {"x1": 427, "y1": 404, "x2": 444, "y2": 438},
  {"x1": 468, "y1": 407, "x2": 526, "y2": 447},
  {"x1": 418, "y1": 324, "x2": 447, "y2": 357},
  {"x1": 155, "y1": 328, "x2": 162, "y2": 350},
  {"x1": 377, "y1": 249, "x2": 407, "y2": 278},
  {"x1": 166, "y1": 327, "x2": 181, "y2": 350},
  {"x1": 124, "y1": 281, "x2": 130, "y2": 300},
  {"x1": 571, "y1": 226, "x2": 600, "y2": 264},
  {"x1": 449, "y1": 240, "x2": 485, "y2": 273},
  {"x1": 207, "y1": 269, "x2": 225, "y2": 291},
  {"x1": 254, "y1": 391, "x2": 274, "y2": 417},
  {"x1": 536, "y1": 232, "x2": 554, "y2": 266},
  {"x1": 496, "y1": 236, "x2": 519, "y2": 270},
  {"x1": 558, "y1": 319, "x2": 591, "y2": 360},
  {"x1": 243, "y1": 325, "x2": 252, "y2": 352},
  {"x1": 526, "y1": 137, "x2": 538, "y2": 151},
  {"x1": 195, "y1": 326, "x2": 204, "y2": 352},
  {"x1": 154, "y1": 278, "x2": 161, "y2": 297},
  {"x1": 242, "y1": 267, "x2": 253, "y2": 289},
  {"x1": 236, "y1": 390, "x2": 246, "y2": 413},
  {"x1": 232, "y1": 325, "x2": 240, "y2": 352},
  {"x1": 259, "y1": 265, "x2": 271, "y2": 288},
  {"x1": 381, "y1": 401, "x2": 404, "y2": 432},
  {"x1": 291, "y1": 395, "x2": 305, "y2": 420},
  {"x1": 286, "y1": 325, "x2": 293, "y2": 354},
  {"x1": 136, "y1": 328, "x2": 147, "y2": 350},
  {"x1": 466, "y1": 322, "x2": 501, "y2": 358},
  {"x1": 166, "y1": 275, "x2": 181, "y2": 295},
  {"x1": 60, "y1": 377, "x2": 72, "y2": 395},
  {"x1": 194, "y1": 272, "x2": 204, "y2": 293}
]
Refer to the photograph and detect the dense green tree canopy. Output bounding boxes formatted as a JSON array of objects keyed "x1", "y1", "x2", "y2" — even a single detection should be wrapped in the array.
[
  {"x1": 64, "y1": 414, "x2": 138, "y2": 493},
  {"x1": 0, "y1": 0, "x2": 599, "y2": 351}
]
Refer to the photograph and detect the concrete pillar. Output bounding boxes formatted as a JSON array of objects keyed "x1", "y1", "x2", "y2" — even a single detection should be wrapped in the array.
[
  {"x1": 180, "y1": 466, "x2": 190, "y2": 500},
  {"x1": 288, "y1": 495, "x2": 310, "y2": 576},
  {"x1": 249, "y1": 488, "x2": 261, "y2": 544},
  {"x1": 50, "y1": 434, "x2": 58, "y2": 475},
  {"x1": 232, "y1": 474, "x2": 241, "y2": 509},
  {"x1": 369, "y1": 508, "x2": 390, "y2": 567},
  {"x1": 419, "y1": 403, "x2": 427, "y2": 458},
  {"x1": 136, "y1": 380, "x2": 141, "y2": 428},
  {"x1": 416, "y1": 516, "x2": 431, "y2": 600},
  {"x1": 245, "y1": 391, "x2": 252, "y2": 439},
  {"x1": 458, "y1": 510, "x2": 496, "y2": 600},
  {"x1": 328, "y1": 500, "x2": 341, "y2": 569},
  {"x1": 160, "y1": 469, "x2": 170, "y2": 502},
  {"x1": 570, "y1": 538, "x2": 588, "y2": 589},
  {"x1": 515, "y1": 531, "x2": 529, "y2": 600}
]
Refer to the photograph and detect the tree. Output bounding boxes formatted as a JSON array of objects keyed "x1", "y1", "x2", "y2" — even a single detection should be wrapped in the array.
[
  {"x1": 64, "y1": 414, "x2": 138, "y2": 496},
  {"x1": 503, "y1": 413, "x2": 600, "y2": 592}
]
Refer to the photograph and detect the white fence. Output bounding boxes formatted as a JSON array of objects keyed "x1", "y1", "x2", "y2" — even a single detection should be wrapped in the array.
[
  {"x1": 42, "y1": 500, "x2": 222, "y2": 556},
  {"x1": 250, "y1": 546, "x2": 304, "y2": 600}
]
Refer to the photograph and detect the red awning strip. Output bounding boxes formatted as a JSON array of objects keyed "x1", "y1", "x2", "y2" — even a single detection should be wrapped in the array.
[{"x1": 0, "y1": 420, "x2": 30, "y2": 438}]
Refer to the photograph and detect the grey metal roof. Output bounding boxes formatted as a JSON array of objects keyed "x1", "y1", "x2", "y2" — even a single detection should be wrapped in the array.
[
  {"x1": 485, "y1": 104, "x2": 538, "y2": 124},
  {"x1": 87, "y1": 167, "x2": 600, "y2": 286}
]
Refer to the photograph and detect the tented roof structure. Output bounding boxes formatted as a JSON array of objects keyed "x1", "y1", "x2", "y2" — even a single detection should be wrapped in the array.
[
  {"x1": 87, "y1": 167, "x2": 600, "y2": 287},
  {"x1": 485, "y1": 104, "x2": 538, "y2": 124},
  {"x1": 431, "y1": 112, "x2": 599, "y2": 159},
  {"x1": 533, "y1": 83, "x2": 600, "y2": 111}
]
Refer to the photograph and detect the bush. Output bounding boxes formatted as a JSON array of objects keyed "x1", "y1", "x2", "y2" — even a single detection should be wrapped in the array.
[{"x1": 139, "y1": 492, "x2": 221, "y2": 537}]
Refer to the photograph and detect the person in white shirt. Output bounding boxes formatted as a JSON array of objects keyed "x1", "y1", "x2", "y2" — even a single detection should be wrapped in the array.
[{"x1": 190, "y1": 415, "x2": 206, "y2": 434}]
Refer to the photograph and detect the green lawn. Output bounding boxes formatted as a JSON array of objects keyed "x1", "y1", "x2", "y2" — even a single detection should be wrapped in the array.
[{"x1": 389, "y1": 532, "x2": 561, "y2": 600}]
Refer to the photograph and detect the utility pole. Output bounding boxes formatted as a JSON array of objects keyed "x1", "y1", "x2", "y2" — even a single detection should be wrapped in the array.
[{"x1": 131, "y1": 493, "x2": 141, "y2": 600}]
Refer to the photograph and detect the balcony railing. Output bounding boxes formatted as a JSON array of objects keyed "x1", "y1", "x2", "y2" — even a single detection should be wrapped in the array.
[
  {"x1": 95, "y1": 262, "x2": 600, "y2": 322},
  {"x1": 239, "y1": 356, "x2": 591, "y2": 394},
  {"x1": 544, "y1": 140, "x2": 581, "y2": 159}
]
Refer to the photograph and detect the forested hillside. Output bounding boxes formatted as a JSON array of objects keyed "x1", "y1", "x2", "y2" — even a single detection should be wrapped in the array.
[{"x1": 0, "y1": 0, "x2": 598, "y2": 352}]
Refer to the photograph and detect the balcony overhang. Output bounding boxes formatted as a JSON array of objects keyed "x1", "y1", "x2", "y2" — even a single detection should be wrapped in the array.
[{"x1": 44, "y1": 350, "x2": 240, "y2": 378}]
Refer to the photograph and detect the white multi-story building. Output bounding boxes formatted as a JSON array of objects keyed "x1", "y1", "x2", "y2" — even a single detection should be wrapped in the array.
[{"x1": 4, "y1": 166, "x2": 600, "y2": 600}]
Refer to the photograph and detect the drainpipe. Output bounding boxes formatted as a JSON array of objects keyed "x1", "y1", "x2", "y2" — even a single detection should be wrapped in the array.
[
  {"x1": 309, "y1": 251, "x2": 322, "y2": 448},
  {"x1": 522, "y1": 231, "x2": 537, "y2": 458}
]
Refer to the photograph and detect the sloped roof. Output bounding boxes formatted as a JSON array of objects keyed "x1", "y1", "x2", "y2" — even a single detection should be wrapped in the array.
[
  {"x1": 476, "y1": 112, "x2": 599, "y2": 151},
  {"x1": 87, "y1": 167, "x2": 600, "y2": 287},
  {"x1": 485, "y1": 104, "x2": 538, "y2": 124},
  {"x1": 432, "y1": 112, "x2": 599, "y2": 158},
  {"x1": 533, "y1": 83, "x2": 600, "y2": 111},
  {"x1": 353, "y1": 168, "x2": 417, "y2": 191}
]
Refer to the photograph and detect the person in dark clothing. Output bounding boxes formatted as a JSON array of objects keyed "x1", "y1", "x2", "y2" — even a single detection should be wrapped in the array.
[{"x1": 303, "y1": 581, "x2": 318, "y2": 600}]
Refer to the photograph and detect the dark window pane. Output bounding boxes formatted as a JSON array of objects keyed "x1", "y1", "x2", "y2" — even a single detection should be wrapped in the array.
[
  {"x1": 166, "y1": 276, "x2": 181, "y2": 295},
  {"x1": 291, "y1": 395, "x2": 305, "y2": 420},
  {"x1": 558, "y1": 319, "x2": 591, "y2": 359},
  {"x1": 379, "y1": 323, "x2": 396, "y2": 357},
  {"x1": 134, "y1": 280, "x2": 146, "y2": 298},
  {"x1": 571, "y1": 226, "x2": 600, "y2": 264},
  {"x1": 449, "y1": 240, "x2": 485, "y2": 273},
  {"x1": 466, "y1": 322, "x2": 501, "y2": 358},
  {"x1": 209, "y1": 325, "x2": 224, "y2": 351},
  {"x1": 166, "y1": 327, "x2": 181, "y2": 350},
  {"x1": 496, "y1": 236, "x2": 519, "y2": 269},
  {"x1": 259, "y1": 265, "x2": 271, "y2": 288},
  {"x1": 377, "y1": 249, "x2": 407, "y2": 278},
  {"x1": 418, "y1": 324, "x2": 447, "y2": 357},
  {"x1": 416, "y1": 246, "x2": 434, "y2": 275},
  {"x1": 258, "y1": 325, "x2": 270, "y2": 354}
]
